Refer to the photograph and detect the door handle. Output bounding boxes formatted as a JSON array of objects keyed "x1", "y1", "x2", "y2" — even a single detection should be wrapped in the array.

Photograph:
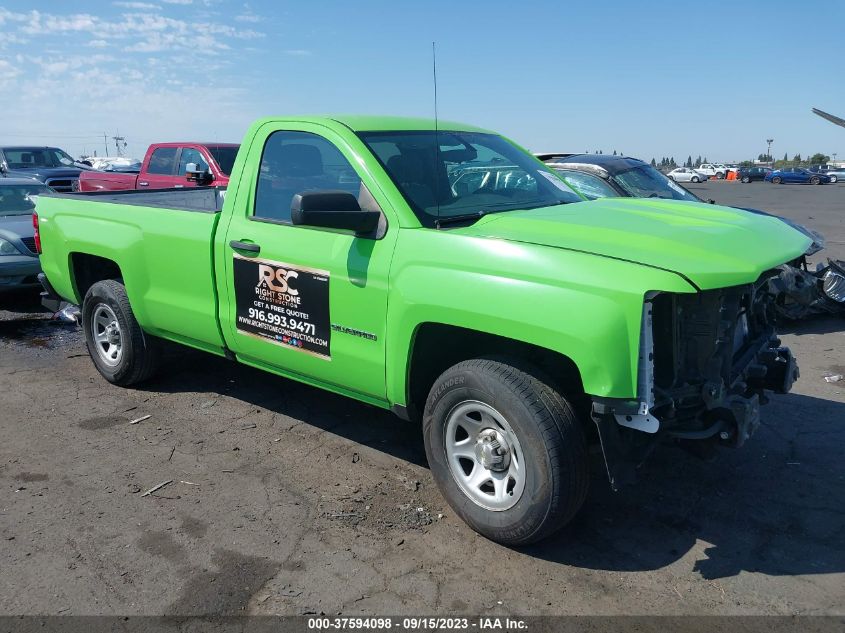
[
  {"x1": 139, "y1": 181, "x2": 149, "y2": 186},
  {"x1": 229, "y1": 240, "x2": 260, "y2": 254}
]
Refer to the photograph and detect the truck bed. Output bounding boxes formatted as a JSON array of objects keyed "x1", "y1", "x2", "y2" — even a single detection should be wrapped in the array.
[
  {"x1": 48, "y1": 186, "x2": 226, "y2": 213},
  {"x1": 36, "y1": 187, "x2": 227, "y2": 354}
]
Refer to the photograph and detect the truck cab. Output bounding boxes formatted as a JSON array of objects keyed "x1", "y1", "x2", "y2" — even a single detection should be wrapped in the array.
[{"x1": 78, "y1": 142, "x2": 239, "y2": 192}]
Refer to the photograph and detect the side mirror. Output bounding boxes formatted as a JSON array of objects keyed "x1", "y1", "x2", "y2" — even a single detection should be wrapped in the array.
[
  {"x1": 185, "y1": 162, "x2": 211, "y2": 183},
  {"x1": 291, "y1": 191, "x2": 380, "y2": 236}
]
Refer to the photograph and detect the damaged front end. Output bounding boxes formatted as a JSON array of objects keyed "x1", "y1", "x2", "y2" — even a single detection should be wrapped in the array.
[
  {"x1": 592, "y1": 272, "x2": 799, "y2": 490},
  {"x1": 769, "y1": 257, "x2": 845, "y2": 320}
]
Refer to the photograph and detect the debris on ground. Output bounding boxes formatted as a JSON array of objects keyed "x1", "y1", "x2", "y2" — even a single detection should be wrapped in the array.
[
  {"x1": 141, "y1": 480, "x2": 173, "y2": 497},
  {"x1": 52, "y1": 303, "x2": 81, "y2": 324},
  {"x1": 823, "y1": 374, "x2": 843, "y2": 383},
  {"x1": 129, "y1": 414, "x2": 152, "y2": 425}
]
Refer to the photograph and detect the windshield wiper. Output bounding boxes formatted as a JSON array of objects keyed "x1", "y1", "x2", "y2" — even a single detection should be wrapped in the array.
[
  {"x1": 434, "y1": 211, "x2": 487, "y2": 229},
  {"x1": 433, "y1": 200, "x2": 571, "y2": 229}
]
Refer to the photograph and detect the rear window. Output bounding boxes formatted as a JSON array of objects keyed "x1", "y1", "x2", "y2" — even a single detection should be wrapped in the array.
[
  {"x1": 207, "y1": 146, "x2": 239, "y2": 176},
  {"x1": 0, "y1": 183, "x2": 51, "y2": 215}
]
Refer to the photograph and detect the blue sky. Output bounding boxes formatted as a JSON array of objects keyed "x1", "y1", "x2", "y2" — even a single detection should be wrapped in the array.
[{"x1": 1, "y1": 0, "x2": 843, "y2": 163}]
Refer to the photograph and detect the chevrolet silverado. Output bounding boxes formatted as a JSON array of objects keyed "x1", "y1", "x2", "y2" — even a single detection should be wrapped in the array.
[{"x1": 35, "y1": 116, "x2": 806, "y2": 544}]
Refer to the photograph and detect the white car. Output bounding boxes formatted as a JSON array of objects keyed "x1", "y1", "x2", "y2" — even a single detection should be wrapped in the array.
[
  {"x1": 667, "y1": 167, "x2": 707, "y2": 183},
  {"x1": 696, "y1": 163, "x2": 731, "y2": 179}
]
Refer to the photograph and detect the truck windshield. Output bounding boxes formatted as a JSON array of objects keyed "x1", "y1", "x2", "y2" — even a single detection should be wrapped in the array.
[
  {"x1": 611, "y1": 165, "x2": 701, "y2": 202},
  {"x1": 359, "y1": 131, "x2": 582, "y2": 226},
  {"x1": 207, "y1": 146, "x2": 239, "y2": 176},
  {"x1": 3, "y1": 147, "x2": 77, "y2": 169}
]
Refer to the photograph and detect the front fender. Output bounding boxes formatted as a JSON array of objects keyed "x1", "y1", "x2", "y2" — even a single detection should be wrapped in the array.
[{"x1": 385, "y1": 229, "x2": 696, "y2": 405}]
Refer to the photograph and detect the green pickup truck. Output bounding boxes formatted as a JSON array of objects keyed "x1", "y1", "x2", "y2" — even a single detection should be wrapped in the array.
[{"x1": 35, "y1": 116, "x2": 808, "y2": 545}]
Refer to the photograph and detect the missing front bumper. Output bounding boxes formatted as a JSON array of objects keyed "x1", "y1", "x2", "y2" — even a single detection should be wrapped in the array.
[{"x1": 591, "y1": 278, "x2": 799, "y2": 491}]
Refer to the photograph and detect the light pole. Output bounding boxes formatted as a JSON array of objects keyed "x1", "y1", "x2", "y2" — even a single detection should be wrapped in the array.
[{"x1": 766, "y1": 139, "x2": 774, "y2": 166}]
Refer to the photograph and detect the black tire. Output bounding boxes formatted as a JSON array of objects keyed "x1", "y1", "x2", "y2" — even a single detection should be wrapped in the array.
[
  {"x1": 810, "y1": 176, "x2": 821, "y2": 185},
  {"x1": 422, "y1": 357, "x2": 589, "y2": 545},
  {"x1": 691, "y1": 176, "x2": 700, "y2": 183},
  {"x1": 830, "y1": 175, "x2": 838, "y2": 183},
  {"x1": 772, "y1": 176, "x2": 782, "y2": 184},
  {"x1": 82, "y1": 279, "x2": 159, "y2": 386},
  {"x1": 741, "y1": 176, "x2": 751, "y2": 183},
  {"x1": 716, "y1": 172, "x2": 725, "y2": 179},
  {"x1": 668, "y1": 175, "x2": 675, "y2": 181}
]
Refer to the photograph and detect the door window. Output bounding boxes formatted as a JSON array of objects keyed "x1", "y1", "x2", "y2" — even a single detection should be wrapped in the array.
[
  {"x1": 254, "y1": 131, "x2": 362, "y2": 223},
  {"x1": 178, "y1": 147, "x2": 209, "y2": 175},
  {"x1": 147, "y1": 147, "x2": 178, "y2": 175}
]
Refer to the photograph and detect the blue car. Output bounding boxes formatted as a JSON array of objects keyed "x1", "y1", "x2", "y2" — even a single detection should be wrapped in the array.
[{"x1": 765, "y1": 167, "x2": 832, "y2": 185}]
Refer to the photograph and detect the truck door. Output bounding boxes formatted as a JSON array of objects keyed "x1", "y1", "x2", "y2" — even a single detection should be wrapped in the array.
[
  {"x1": 141, "y1": 146, "x2": 183, "y2": 189},
  {"x1": 216, "y1": 123, "x2": 399, "y2": 402}
]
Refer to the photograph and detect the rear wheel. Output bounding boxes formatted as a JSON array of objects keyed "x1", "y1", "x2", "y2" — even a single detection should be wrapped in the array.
[
  {"x1": 810, "y1": 176, "x2": 821, "y2": 185},
  {"x1": 691, "y1": 176, "x2": 700, "y2": 183},
  {"x1": 716, "y1": 171, "x2": 725, "y2": 179},
  {"x1": 668, "y1": 175, "x2": 675, "y2": 181},
  {"x1": 83, "y1": 280, "x2": 159, "y2": 386},
  {"x1": 423, "y1": 358, "x2": 589, "y2": 545},
  {"x1": 772, "y1": 176, "x2": 783, "y2": 184},
  {"x1": 741, "y1": 175, "x2": 751, "y2": 183}
]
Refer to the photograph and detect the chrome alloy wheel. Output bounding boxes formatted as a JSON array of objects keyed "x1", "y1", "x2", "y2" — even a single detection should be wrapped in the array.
[
  {"x1": 444, "y1": 401, "x2": 526, "y2": 511},
  {"x1": 91, "y1": 304, "x2": 123, "y2": 367}
]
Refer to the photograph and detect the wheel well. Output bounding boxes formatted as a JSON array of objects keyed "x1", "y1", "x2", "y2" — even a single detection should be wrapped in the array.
[
  {"x1": 406, "y1": 323, "x2": 586, "y2": 421},
  {"x1": 70, "y1": 253, "x2": 122, "y2": 301}
]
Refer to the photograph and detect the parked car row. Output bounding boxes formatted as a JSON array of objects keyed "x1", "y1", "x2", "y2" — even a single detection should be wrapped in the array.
[
  {"x1": 1, "y1": 140, "x2": 239, "y2": 294},
  {"x1": 808, "y1": 164, "x2": 845, "y2": 183},
  {"x1": 766, "y1": 167, "x2": 832, "y2": 185}
]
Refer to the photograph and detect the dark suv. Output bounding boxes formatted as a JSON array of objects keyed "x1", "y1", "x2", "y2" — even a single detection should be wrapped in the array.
[
  {"x1": 0, "y1": 146, "x2": 88, "y2": 192},
  {"x1": 737, "y1": 166, "x2": 771, "y2": 183}
]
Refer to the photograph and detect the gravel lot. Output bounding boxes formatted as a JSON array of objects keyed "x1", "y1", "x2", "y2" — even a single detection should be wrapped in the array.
[{"x1": 1, "y1": 182, "x2": 843, "y2": 616}]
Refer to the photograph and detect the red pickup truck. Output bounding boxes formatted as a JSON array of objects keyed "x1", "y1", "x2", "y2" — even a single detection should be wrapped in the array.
[{"x1": 78, "y1": 142, "x2": 239, "y2": 192}]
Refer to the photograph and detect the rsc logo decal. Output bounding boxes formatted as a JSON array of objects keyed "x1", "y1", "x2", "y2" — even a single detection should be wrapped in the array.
[{"x1": 258, "y1": 263, "x2": 299, "y2": 296}]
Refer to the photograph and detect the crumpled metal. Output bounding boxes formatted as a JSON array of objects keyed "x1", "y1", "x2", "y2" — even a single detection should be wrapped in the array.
[{"x1": 769, "y1": 259, "x2": 845, "y2": 320}]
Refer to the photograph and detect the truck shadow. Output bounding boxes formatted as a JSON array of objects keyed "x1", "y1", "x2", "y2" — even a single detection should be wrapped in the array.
[
  {"x1": 144, "y1": 348, "x2": 844, "y2": 581},
  {"x1": 528, "y1": 390, "x2": 845, "y2": 580}
]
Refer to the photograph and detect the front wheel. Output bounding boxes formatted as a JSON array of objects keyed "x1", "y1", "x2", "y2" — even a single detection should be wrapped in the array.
[
  {"x1": 423, "y1": 358, "x2": 589, "y2": 545},
  {"x1": 810, "y1": 176, "x2": 821, "y2": 185},
  {"x1": 691, "y1": 176, "x2": 700, "y2": 183},
  {"x1": 741, "y1": 176, "x2": 751, "y2": 183},
  {"x1": 83, "y1": 279, "x2": 160, "y2": 386},
  {"x1": 830, "y1": 175, "x2": 838, "y2": 183}
]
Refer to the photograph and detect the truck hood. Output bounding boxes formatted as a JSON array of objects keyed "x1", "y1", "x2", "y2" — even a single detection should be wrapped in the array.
[
  {"x1": 6, "y1": 166, "x2": 85, "y2": 180},
  {"x1": 459, "y1": 198, "x2": 811, "y2": 290}
]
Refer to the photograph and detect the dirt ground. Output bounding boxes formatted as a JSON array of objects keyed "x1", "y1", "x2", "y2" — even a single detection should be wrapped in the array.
[{"x1": 1, "y1": 182, "x2": 843, "y2": 616}]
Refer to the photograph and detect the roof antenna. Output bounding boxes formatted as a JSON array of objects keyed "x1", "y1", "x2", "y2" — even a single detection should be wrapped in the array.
[{"x1": 432, "y1": 41, "x2": 443, "y2": 227}]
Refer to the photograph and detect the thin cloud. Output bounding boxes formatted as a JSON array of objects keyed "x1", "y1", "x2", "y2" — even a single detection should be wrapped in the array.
[
  {"x1": 113, "y1": 2, "x2": 160, "y2": 8},
  {"x1": 284, "y1": 49, "x2": 312, "y2": 57}
]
